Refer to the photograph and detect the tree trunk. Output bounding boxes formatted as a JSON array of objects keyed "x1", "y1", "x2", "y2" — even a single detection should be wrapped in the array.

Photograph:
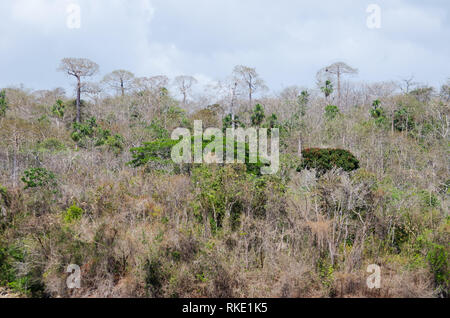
[
  {"x1": 298, "y1": 135, "x2": 303, "y2": 159},
  {"x1": 249, "y1": 83, "x2": 252, "y2": 109},
  {"x1": 76, "y1": 77, "x2": 81, "y2": 123},
  {"x1": 121, "y1": 80, "x2": 124, "y2": 97},
  {"x1": 337, "y1": 67, "x2": 341, "y2": 108}
]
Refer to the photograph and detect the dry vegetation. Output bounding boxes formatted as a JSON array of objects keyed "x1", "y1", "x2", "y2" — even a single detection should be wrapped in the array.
[{"x1": 0, "y1": 62, "x2": 448, "y2": 298}]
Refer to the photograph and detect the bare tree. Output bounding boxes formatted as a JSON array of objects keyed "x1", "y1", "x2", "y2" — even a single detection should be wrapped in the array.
[
  {"x1": 134, "y1": 75, "x2": 169, "y2": 92},
  {"x1": 58, "y1": 58, "x2": 99, "y2": 122},
  {"x1": 317, "y1": 62, "x2": 358, "y2": 107},
  {"x1": 232, "y1": 65, "x2": 267, "y2": 109},
  {"x1": 399, "y1": 75, "x2": 418, "y2": 94},
  {"x1": 102, "y1": 69, "x2": 135, "y2": 97},
  {"x1": 173, "y1": 75, "x2": 198, "y2": 106}
]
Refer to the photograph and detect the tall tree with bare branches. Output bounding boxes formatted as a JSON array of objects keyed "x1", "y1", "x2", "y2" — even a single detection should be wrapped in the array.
[
  {"x1": 232, "y1": 65, "x2": 267, "y2": 109},
  {"x1": 317, "y1": 62, "x2": 358, "y2": 107},
  {"x1": 58, "y1": 58, "x2": 99, "y2": 122},
  {"x1": 102, "y1": 69, "x2": 135, "y2": 97},
  {"x1": 173, "y1": 75, "x2": 198, "y2": 106}
]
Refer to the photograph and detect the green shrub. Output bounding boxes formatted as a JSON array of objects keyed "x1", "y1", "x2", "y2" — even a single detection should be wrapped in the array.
[
  {"x1": 251, "y1": 104, "x2": 265, "y2": 127},
  {"x1": 37, "y1": 138, "x2": 66, "y2": 152},
  {"x1": 325, "y1": 105, "x2": 340, "y2": 120},
  {"x1": 21, "y1": 168, "x2": 57, "y2": 190},
  {"x1": 394, "y1": 107, "x2": 415, "y2": 132},
  {"x1": 51, "y1": 99, "x2": 65, "y2": 118},
  {"x1": 0, "y1": 185, "x2": 10, "y2": 207},
  {"x1": 64, "y1": 203, "x2": 84, "y2": 223},
  {"x1": 129, "y1": 137, "x2": 264, "y2": 175},
  {"x1": 222, "y1": 114, "x2": 244, "y2": 132},
  {"x1": 299, "y1": 148, "x2": 359, "y2": 174},
  {"x1": 71, "y1": 117, "x2": 97, "y2": 142},
  {"x1": 71, "y1": 117, "x2": 124, "y2": 153},
  {"x1": 427, "y1": 243, "x2": 449, "y2": 294},
  {"x1": 370, "y1": 99, "x2": 387, "y2": 125},
  {"x1": 0, "y1": 90, "x2": 7, "y2": 117},
  {"x1": 0, "y1": 244, "x2": 44, "y2": 296}
]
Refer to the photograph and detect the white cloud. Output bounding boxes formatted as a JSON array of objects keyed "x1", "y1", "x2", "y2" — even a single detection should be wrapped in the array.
[{"x1": 0, "y1": 0, "x2": 449, "y2": 93}]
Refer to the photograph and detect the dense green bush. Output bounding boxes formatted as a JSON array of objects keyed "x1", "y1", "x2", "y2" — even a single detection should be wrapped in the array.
[
  {"x1": 64, "y1": 203, "x2": 84, "y2": 223},
  {"x1": 427, "y1": 243, "x2": 449, "y2": 294},
  {"x1": 324, "y1": 105, "x2": 340, "y2": 120},
  {"x1": 0, "y1": 90, "x2": 7, "y2": 117},
  {"x1": 129, "y1": 137, "x2": 264, "y2": 175},
  {"x1": 71, "y1": 117, "x2": 124, "y2": 152},
  {"x1": 299, "y1": 148, "x2": 359, "y2": 174},
  {"x1": 21, "y1": 168, "x2": 57, "y2": 190},
  {"x1": 251, "y1": 104, "x2": 265, "y2": 126},
  {"x1": 394, "y1": 107, "x2": 415, "y2": 132},
  {"x1": 369, "y1": 100, "x2": 387, "y2": 126},
  {"x1": 51, "y1": 99, "x2": 65, "y2": 118}
]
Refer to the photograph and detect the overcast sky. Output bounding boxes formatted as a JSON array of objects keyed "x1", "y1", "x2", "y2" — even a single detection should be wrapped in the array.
[{"x1": 0, "y1": 0, "x2": 449, "y2": 95}]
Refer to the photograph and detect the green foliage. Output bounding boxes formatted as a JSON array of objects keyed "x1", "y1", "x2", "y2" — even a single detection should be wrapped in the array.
[
  {"x1": 299, "y1": 148, "x2": 360, "y2": 174},
  {"x1": 71, "y1": 117, "x2": 124, "y2": 153},
  {"x1": 71, "y1": 117, "x2": 97, "y2": 142},
  {"x1": 297, "y1": 90, "x2": 310, "y2": 116},
  {"x1": 64, "y1": 203, "x2": 84, "y2": 223},
  {"x1": 129, "y1": 139, "x2": 179, "y2": 167},
  {"x1": 265, "y1": 113, "x2": 279, "y2": 129},
  {"x1": 148, "y1": 119, "x2": 169, "y2": 139},
  {"x1": 21, "y1": 168, "x2": 57, "y2": 190},
  {"x1": 37, "y1": 138, "x2": 66, "y2": 152},
  {"x1": 0, "y1": 185, "x2": 10, "y2": 208},
  {"x1": 317, "y1": 257, "x2": 334, "y2": 289},
  {"x1": 129, "y1": 137, "x2": 264, "y2": 175},
  {"x1": 427, "y1": 243, "x2": 449, "y2": 292},
  {"x1": 321, "y1": 80, "x2": 333, "y2": 99},
  {"x1": 51, "y1": 99, "x2": 65, "y2": 118},
  {"x1": 251, "y1": 104, "x2": 265, "y2": 126},
  {"x1": 324, "y1": 105, "x2": 340, "y2": 120},
  {"x1": 394, "y1": 107, "x2": 415, "y2": 132},
  {"x1": 0, "y1": 90, "x2": 8, "y2": 117},
  {"x1": 222, "y1": 114, "x2": 243, "y2": 132},
  {"x1": 370, "y1": 99, "x2": 387, "y2": 125},
  {"x1": 0, "y1": 244, "x2": 44, "y2": 296}
]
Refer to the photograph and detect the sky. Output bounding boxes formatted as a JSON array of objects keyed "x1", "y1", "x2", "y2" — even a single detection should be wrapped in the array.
[{"x1": 0, "y1": 0, "x2": 449, "y2": 96}]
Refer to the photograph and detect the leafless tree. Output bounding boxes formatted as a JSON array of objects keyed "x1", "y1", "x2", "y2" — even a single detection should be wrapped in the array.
[
  {"x1": 102, "y1": 70, "x2": 135, "y2": 97},
  {"x1": 173, "y1": 75, "x2": 198, "y2": 106},
  {"x1": 58, "y1": 58, "x2": 99, "y2": 122},
  {"x1": 317, "y1": 62, "x2": 358, "y2": 107},
  {"x1": 232, "y1": 65, "x2": 267, "y2": 109},
  {"x1": 133, "y1": 75, "x2": 169, "y2": 92},
  {"x1": 399, "y1": 75, "x2": 418, "y2": 94}
]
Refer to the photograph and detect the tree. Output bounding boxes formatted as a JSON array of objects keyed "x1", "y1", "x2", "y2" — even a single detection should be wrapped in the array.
[
  {"x1": 400, "y1": 75, "x2": 418, "y2": 94},
  {"x1": 58, "y1": 58, "x2": 99, "y2": 123},
  {"x1": 251, "y1": 104, "x2": 265, "y2": 127},
  {"x1": 0, "y1": 90, "x2": 7, "y2": 118},
  {"x1": 440, "y1": 79, "x2": 450, "y2": 102},
  {"x1": 102, "y1": 69, "x2": 135, "y2": 97},
  {"x1": 321, "y1": 80, "x2": 334, "y2": 102},
  {"x1": 134, "y1": 76, "x2": 169, "y2": 93},
  {"x1": 317, "y1": 62, "x2": 358, "y2": 107},
  {"x1": 173, "y1": 75, "x2": 198, "y2": 106},
  {"x1": 232, "y1": 65, "x2": 267, "y2": 108}
]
